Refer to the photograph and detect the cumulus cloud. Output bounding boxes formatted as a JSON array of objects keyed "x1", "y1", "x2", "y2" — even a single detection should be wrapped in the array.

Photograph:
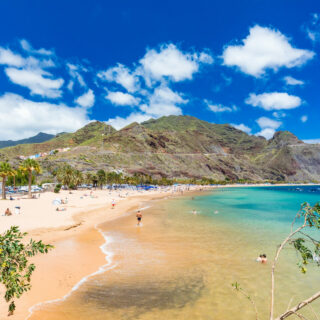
[
  {"x1": 256, "y1": 128, "x2": 276, "y2": 140},
  {"x1": 255, "y1": 116, "x2": 281, "y2": 139},
  {"x1": 75, "y1": 89, "x2": 95, "y2": 108},
  {"x1": 222, "y1": 25, "x2": 314, "y2": 77},
  {"x1": 301, "y1": 115, "x2": 308, "y2": 123},
  {"x1": 139, "y1": 43, "x2": 213, "y2": 83},
  {"x1": 107, "y1": 112, "x2": 152, "y2": 130},
  {"x1": 0, "y1": 48, "x2": 26, "y2": 67},
  {"x1": 5, "y1": 67, "x2": 64, "y2": 98},
  {"x1": 245, "y1": 92, "x2": 302, "y2": 110},
  {"x1": 231, "y1": 123, "x2": 252, "y2": 134},
  {"x1": 256, "y1": 117, "x2": 282, "y2": 129},
  {"x1": 140, "y1": 86, "x2": 187, "y2": 117},
  {"x1": 105, "y1": 91, "x2": 140, "y2": 106},
  {"x1": 0, "y1": 93, "x2": 89, "y2": 140},
  {"x1": 98, "y1": 64, "x2": 139, "y2": 93},
  {"x1": 283, "y1": 76, "x2": 304, "y2": 86}
]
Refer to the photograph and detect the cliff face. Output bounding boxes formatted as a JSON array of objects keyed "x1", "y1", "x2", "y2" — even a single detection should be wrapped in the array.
[{"x1": 1, "y1": 116, "x2": 319, "y2": 182}]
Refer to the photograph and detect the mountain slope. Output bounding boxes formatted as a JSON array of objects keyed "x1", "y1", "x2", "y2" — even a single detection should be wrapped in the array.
[
  {"x1": 0, "y1": 132, "x2": 55, "y2": 149},
  {"x1": 0, "y1": 116, "x2": 319, "y2": 182}
]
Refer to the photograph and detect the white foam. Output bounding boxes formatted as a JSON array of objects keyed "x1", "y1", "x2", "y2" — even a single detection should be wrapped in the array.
[{"x1": 25, "y1": 224, "x2": 118, "y2": 319}]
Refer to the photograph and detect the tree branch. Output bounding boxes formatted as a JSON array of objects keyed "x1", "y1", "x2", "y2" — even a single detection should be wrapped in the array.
[
  {"x1": 270, "y1": 216, "x2": 308, "y2": 320},
  {"x1": 275, "y1": 290, "x2": 320, "y2": 320}
]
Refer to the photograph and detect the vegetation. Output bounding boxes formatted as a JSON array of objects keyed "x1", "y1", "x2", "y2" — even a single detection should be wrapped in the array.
[
  {"x1": 19, "y1": 159, "x2": 41, "y2": 199},
  {"x1": 233, "y1": 202, "x2": 320, "y2": 320},
  {"x1": 54, "y1": 183, "x2": 62, "y2": 193},
  {"x1": 0, "y1": 226, "x2": 53, "y2": 315},
  {"x1": 0, "y1": 162, "x2": 16, "y2": 200},
  {"x1": 97, "y1": 169, "x2": 106, "y2": 189},
  {"x1": 56, "y1": 165, "x2": 84, "y2": 189}
]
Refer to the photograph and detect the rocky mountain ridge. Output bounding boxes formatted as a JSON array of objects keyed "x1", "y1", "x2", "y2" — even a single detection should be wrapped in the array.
[{"x1": 1, "y1": 116, "x2": 319, "y2": 182}]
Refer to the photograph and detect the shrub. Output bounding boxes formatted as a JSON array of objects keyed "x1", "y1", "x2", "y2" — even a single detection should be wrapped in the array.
[{"x1": 54, "y1": 183, "x2": 62, "y2": 193}]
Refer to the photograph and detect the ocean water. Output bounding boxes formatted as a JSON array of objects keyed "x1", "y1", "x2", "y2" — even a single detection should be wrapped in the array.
[{"x1": 29, "y1": 186, "x2": 320, "y2": 320}]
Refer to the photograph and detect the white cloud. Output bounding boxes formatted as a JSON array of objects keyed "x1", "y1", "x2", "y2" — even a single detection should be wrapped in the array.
[
  {"x1": 222, "y1": 25, "x2": 314, "y2": 77},
  {"x1": 256, "y1": 117, "x2": 282, "y2": 129},
  {"x1": 206, "y1": 100, "x2": 236, "y2": 112},
  {"x1": 75, "y1": 89, "x2": 95, "y2": 108},
  {"x1": 67, "y1": 63, "x2": 86, "y2": 88},
  {"x1": 256, "y1": 128, "x2": 276, "y2": 140},
  {"x1": 139, "y1": 43, "x2": 213, "y2": 83},
  {"x1": 0, "y1": 48, "x2": 26, "y2": 67},
  {"x1": 5, "y1": 67, "x2": 64, "y2": 98},
  {"x1": 98, "y1": 64, "x2": 139, "y2": 93},
  {"x1": 283, "y1": 76, "x2": 304, "y2": 86},
  {"x1": 272, "y1": 111, "x2": 286, "y2": 118},
  {"x1": 303, "y1": 139, "x2": 320, "y2": 144},
  {"x1": 20, "y1": 39, "x2": 53, "y2": 56},
  {"x1": 303, "y1": 13, "x2": 320, "y2": 43},
  {"x1": 231, "y1": 123, "x2": 252, "y2": 134},
  {"x1": 245, "y1": 92, "x2": 302, "y2": 110},
  {"x1": 301, "y1": 115, "x2": 308, "y2": 123},
  {"x1": 140, "y1": 86, "x2": 187, "y2": 117},
  {"x1": 255, "y1": 116, "x2": 281, "y2": 140},
  {"x1": 107, "y1": 112, "x2": 152, "y2": 130},
  {"x1": 0, "y1": 93, "x2": 89, "y2": 140},
  {"x1": 105, "y1": 91, "x2": 140, "y2": 106}
]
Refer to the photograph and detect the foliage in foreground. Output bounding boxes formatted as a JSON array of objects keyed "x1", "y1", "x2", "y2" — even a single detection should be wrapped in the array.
[
  {"x1": 0, "y1": 226, "x2": 53, "y2": 315},
  {"x1": 232, "y1": 202, "x2": 320, "y2": 320}
]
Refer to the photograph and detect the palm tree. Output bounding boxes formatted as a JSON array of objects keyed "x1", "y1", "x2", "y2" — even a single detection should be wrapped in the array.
[
  {"x1": 19, "y1": 159, "x2": 41, "y2": 199},
  {"x1": 73, "y1": 170, "x2": 83, "y2": 189},
  {"x1": 0, "y1": 162, "x2": 16, "y2": 200},
  {"x1": 97, "y1": 169, "x2": 106, "y2": 189},
  {"x1": 56, "y1": 164, "x2": 75, "y2": 189},
  {"x1": 85, "y1": 172, "x2": 93, "y2": 185}
]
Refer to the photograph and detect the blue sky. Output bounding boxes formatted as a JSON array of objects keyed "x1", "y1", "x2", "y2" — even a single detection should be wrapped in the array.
[{"x1": 0, "y1": 0, "x2": 319, "y2": 142}]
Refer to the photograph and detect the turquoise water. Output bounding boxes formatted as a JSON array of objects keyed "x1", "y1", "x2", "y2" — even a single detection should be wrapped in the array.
[{"x1": 30, "y1": 186, "x2": 320, "y2": 320}]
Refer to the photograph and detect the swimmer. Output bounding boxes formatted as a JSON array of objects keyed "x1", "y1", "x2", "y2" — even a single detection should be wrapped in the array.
[
  {"x1": 192, "y1": 209, "x2": 197, "y2": 215},
  {"x1": 214, "y1": 210, "x2": 219, "y2": 214},
  {"x1": 256, "y1": 254, "x2": 267, "y2": 264}
]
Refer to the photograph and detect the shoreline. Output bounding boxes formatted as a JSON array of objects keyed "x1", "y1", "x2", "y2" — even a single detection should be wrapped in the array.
[
  {"x1": 0, "y1": 186, "x2": 206, "y2": 320},
  {"x1": 0, "y1": 183, "x2": 316, "y2": 319}
]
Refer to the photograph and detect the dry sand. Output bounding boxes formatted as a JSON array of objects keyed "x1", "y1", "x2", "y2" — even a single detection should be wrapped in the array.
[{"x1": 0, "y1": 185, "x2": 207, "y2": 320}]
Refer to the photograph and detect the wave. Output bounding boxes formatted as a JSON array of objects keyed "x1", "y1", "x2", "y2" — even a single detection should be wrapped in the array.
[{"x1": 25, "y1": 224, "x2": 118, "y2": 319}]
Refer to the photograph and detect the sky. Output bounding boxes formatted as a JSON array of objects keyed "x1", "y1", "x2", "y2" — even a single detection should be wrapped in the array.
[{"x1": 0, "y1": 0, "x2": 319, "y2": 142}]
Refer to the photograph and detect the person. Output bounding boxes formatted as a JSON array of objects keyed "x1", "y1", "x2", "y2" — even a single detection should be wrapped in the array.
[
  {"x1": 9, "y1": 196, "x2": 14, "y2": 200},
  {"x1": 5, "y1": 208, "x2": 12, "y2": 216},
  {"x1": 256, "y1": 254, "x2": 267, "y2": 263},
  {"x1": 111, "y1": 199, "x2": 116, "y2": 209},
  {"x1": 136, "y1": 210, "x2": 142, "y2": 226},
  {"x1": 192, "y1": 209, "x2": 197, "y2": 215}
]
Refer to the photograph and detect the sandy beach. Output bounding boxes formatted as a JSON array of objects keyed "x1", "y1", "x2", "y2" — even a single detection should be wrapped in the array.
[{"x1": 0, "y1": 185, "x2": 209, "y2": 320}]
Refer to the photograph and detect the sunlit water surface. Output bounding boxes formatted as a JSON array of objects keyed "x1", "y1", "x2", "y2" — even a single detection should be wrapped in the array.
[{"x1": 29, "y1": 186, "x2": 320, "y2": 320}]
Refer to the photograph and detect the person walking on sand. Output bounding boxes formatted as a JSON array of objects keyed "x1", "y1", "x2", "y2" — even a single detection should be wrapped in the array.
[
  {"x1": 136, "y1": 210, "x2": 142, "y2": 226},
  {"x1": 111, "y1": 199, "x2": 116, "y2": 209}
]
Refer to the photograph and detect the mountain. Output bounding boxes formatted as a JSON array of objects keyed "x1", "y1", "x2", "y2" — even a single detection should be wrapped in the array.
[
  {"x1": 0, "y1": 132, "x2": 55, "y2": 149},
  {"x1": 0, "y1": 116, "x2": 319, "y2": 182}
]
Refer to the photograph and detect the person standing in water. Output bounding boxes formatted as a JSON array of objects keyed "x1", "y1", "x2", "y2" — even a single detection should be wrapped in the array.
[{"x1": 136, "y1": 210, "x2": 142, "y2": 226}]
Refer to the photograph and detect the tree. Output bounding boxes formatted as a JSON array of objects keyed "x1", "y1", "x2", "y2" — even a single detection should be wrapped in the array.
[
  {"x1": 19, "y1": 159, "x2": 41, "y2": 199},
  {"x1": 233, "y1": 202, "x2": 320, "y2": 320},
  {"x1": 0, "y1": 226, "x2": 53, "y2": 315},
  {"x1": 97, "y1": 169, "x2": 106, "y2": 189},
  {"x1": 56, "y1": 164, "x2": 75, "y2": 189},
  {"x1": 85, "y1": 172, "x2": 93, "y2": 186},
  {"x1": 0, "y1": 162, "x2": 16, "y2": 200},
  {"x1": 72, "y1": 170, "x2": 83, "y2": 189}
]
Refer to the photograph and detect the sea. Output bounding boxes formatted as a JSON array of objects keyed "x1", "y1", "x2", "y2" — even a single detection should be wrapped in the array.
[{"x1": 29, "y1": 186, "x2": 320, "y2": 320}]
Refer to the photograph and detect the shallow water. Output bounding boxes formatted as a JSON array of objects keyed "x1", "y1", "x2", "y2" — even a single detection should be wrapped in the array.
[{"x1": 29, "y1": 186, "x2": 320, "y2": 320}]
